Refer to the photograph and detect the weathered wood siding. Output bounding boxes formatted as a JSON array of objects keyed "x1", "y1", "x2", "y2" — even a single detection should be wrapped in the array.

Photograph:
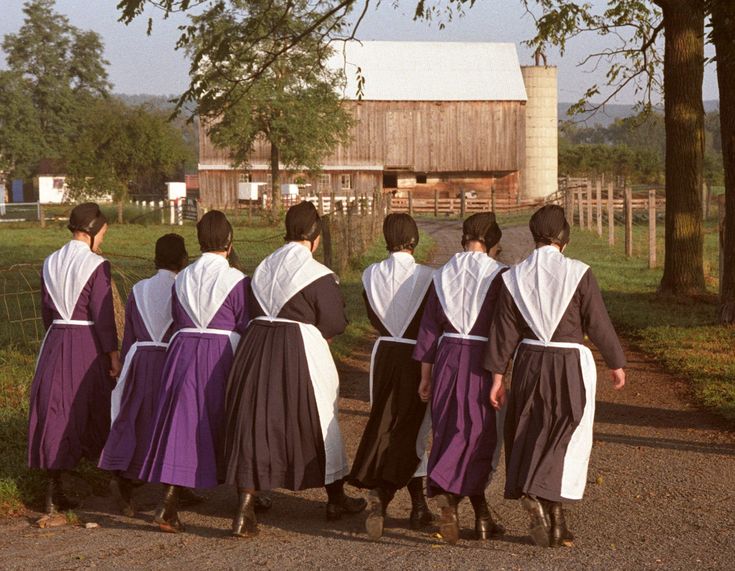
[{"x1": 199, "y1": 101, "x2": 525, "y2": 172}]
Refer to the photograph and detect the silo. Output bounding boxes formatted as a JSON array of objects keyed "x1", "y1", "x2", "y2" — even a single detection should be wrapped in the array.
[{"x1": 521, "y1": 66, "x2": 558, "y2": 200}]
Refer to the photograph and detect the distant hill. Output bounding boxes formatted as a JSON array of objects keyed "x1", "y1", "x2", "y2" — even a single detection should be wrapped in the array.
[{"x1": 559, "y1": 100, "x2": 720, "y2": 126}]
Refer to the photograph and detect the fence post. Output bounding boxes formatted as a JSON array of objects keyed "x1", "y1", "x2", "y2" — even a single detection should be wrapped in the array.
[
  {"x1": 587, "y1": 180, "x2": 593, "y2": 231},
  {"x1": 408, "y1": 191, "x2": 414, "y2": 217},
  {"x1": 566, "y1": 185, "x2": 574, "y2": 227},
  {"x1": 625, "y1": 185, "x2": 633, "y2": 257},
  {"x1": 318, "y1": 191, "x2": 324, "y2": 216},
  {"x1": 434, "y1": 189, "x2": 439, "y2": 218},
  {"x1": 460, "y1": 190, "x2": 466, "y2": 219},
  {"x1": 607, "y1": 182, "x2": 615, "y2": 246},
  {"x1": 159, "y1": 201, "x2": 165, "y2": 224},
  {"x1": 648, "y1": 189, "x2": 657, "y2": 268},
  {"x1": 596, "y1": 179, "x2": 603, "y2": 236},
  {"x1": 491, "y1": 185, "x2": 497, "y2": 213},
  {"x1": 322, "y1": 215, "x2": 333, "y2": 270},
  {"x1": 577, "y1": 187, "x2": 585, "y2": 229},
  {"x1": 38, "y1": 202, "x2": 45, "y2": 228}
]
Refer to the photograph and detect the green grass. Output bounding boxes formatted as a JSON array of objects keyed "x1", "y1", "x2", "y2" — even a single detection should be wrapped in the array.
[
  {"x1": 0, "y1": 217, "x2": 428, "y2": 515},
  {"x1": 566, "y1": 223, "x2": 735, "y2": 422}
]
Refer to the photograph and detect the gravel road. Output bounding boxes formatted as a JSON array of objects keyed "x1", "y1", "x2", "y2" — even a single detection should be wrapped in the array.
[{"x1": 1, "y1": 221, "x2": 733, "y2": 570}]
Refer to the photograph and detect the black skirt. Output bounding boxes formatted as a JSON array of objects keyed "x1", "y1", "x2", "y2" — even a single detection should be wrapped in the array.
[
  {"x1": 503, "y1": 343, "x2": 586, "y2": 502},
  {"x1": 223, "y1": 320, "x2": 326, "y2": 491},
  {"x1": 349, "y1": 339, "x2": 427, "y2": 490}
]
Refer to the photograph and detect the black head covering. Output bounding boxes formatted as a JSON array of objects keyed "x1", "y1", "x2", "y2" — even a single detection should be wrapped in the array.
[
  {"x1": 284, "y1": 201, "x2": 322, "y2": 243},
  {"x1": 197, "y1": 210, "x2": 233, "y2": 253},
  {"x1": 529, "y1": 205, "x2": 571, "y2": 246},
  {"x1": 155, "y1": 233, "x2": 188, "y2": 271},
  {"x1": 68, "y1": 202, "x2": 107, "y2": 250},
  {"x1": 461, "y1": 212, "x2": 502, "y2": 249},
  {"x1": 383, "y1": 213, "x2": 419, "y2": 252}
]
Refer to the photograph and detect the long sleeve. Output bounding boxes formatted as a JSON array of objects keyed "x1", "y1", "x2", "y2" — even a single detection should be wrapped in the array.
[
  {"x1": 312, "y1": 274, "x2": 348, "y2": 339},
  {"x1": 231, "y1": 277, "x2": 251, "y2": 336},
  {"x1": 89, "y1": 261, "x2": 118, "y2": 353},
  {"x1": 484, "y1": 282, "x2": 524, "y2": 374},
  {"x1": 412, "y1": 285, "x2": 443, "y2": 364},
  {"x1": 580, "y1": 270, "x2": 626, "y2": 369},
  {"x1": 120, "y1": 295, "x2": 137, "y2": 361}
]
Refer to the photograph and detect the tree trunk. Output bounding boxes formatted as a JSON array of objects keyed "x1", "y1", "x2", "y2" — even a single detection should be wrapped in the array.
[
  {"x1": 117, "y1": 199, "x2": 124, "y2": 224},
  {"x1": 270, "y1": 140, "x2": 281, "y2": 216},
  {"x1": 658, "y1": 0, "x2": 706, "y2": 295},
  {"x1": 711, "y1": 0, "x2": 735, "y2": 322}
]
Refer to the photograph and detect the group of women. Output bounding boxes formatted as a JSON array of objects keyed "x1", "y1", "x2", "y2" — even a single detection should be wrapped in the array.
[{"x1": 28, "y1": 200, "x2": 626, "y2": 548}]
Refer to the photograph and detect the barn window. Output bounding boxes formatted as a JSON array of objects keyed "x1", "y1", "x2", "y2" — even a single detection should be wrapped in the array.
[
  {"x1": 340, "y1": 174, "x2": 352, "y2": 190},
  {"x1": 317, "y1": 174, "x2": 331, "y2": 191},
  {"x1": 239, "y1": 173, "x2": 250, "y2": 183},
  {"x1": 416, "y1": 173, "x2": 427, "y2": 184}
]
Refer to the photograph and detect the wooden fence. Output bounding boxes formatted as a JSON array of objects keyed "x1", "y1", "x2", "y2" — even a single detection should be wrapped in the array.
[{"x1": 388, "y1": 193, "x2": 545, "y2": 217}]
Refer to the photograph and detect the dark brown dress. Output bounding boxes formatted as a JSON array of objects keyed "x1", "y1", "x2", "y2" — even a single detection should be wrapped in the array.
[
  {"x1": 224, "y1": 274, "x2": 347, "y2": 491},
  {"x1": 485, "y1": 269, "x2": 625, "y2": 502}
]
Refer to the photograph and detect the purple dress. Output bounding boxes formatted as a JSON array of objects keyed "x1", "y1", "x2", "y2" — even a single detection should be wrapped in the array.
[
  {"x1": 28, "y1": 242, "x2": 117, "y2": 470},
  {"x1": 413, "y1": 263, "x2": 506, "y2": 497},
  {"x1": 140, "y1": 254, "x2": 249, "y2": 489},
  {"x1": 98, "y1": 270, "x2": 176, "y2": 479}
]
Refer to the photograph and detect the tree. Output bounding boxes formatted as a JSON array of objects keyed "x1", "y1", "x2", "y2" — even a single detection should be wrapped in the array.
[
  {"x1": 177, "y1": 0, "x2": 354, "y2": 213},
  {"x1": 1, "y1": 0, "x2": 110, "y2": 175},
  {"x1": 710, "y1": 0, "x2": 735, "y2": 322},
  {"x1": 0, "y1": 72, "x2": 46, "y2": 180},
  {"x1": 65, "y1": 99, "x2": 192, "y2": 220}
]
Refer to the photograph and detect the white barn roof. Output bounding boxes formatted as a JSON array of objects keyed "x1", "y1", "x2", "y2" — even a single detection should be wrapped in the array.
[{"x1": 329, "y1": 41, "x2": 528, "y2": 102}]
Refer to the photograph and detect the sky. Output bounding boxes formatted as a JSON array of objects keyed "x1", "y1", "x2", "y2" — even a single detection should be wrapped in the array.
[{"x1": 0, "y1": 0, "x2": 720, "y2": 104}]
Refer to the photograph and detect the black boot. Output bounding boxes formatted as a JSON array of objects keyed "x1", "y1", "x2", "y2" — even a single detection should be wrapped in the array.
[
  {"x1": 325, "y1": 479, "x2": 367, "y2": 521},
  {"x1": 45, "y1": 470, "x2": 78, "y2": 514},
  {"x1": 549, "y1": 502, "x2": 574, "y2": 547},
  {"x1": 111, "y1": 474, "x2": 135, "y2": 517},
  {"x1": 520, "y1": 494, "x2": 550, "y2": 548},
  {"x1": 435, "y1": 492, "x2": 460, "y2": 545},
  {"x1": 469, "y1": 494, "x2": 505, "y2": 540},
  {"x1": 364, "y1": 487, "x2": 394, "y2": 540},
  {"x1": 153, "y1": 485, "x2": 185, "y2": 533},
  {"x1": 232, "y1": 490, "x2": 258, "y2": 538},
  {"x1": 407, "y1": 477, "x2": 434, "y2": 530},
  {"x1": 178, "y1": 487, "x2": 207, "y2": 507}
]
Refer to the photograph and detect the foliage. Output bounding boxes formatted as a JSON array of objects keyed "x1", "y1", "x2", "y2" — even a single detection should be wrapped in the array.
[
  {"x1": 559, "y1": 110, "x2": 724, "y2": 184},
  {"x1": 64, "y1": 99, "x2": 193, "y2": 202},
  {"x1": 0, "y1": 72, "x2": 45, "y2": 179},
  {"x1": 0, "y1": 0, "x2": 110, "y2": 177}
]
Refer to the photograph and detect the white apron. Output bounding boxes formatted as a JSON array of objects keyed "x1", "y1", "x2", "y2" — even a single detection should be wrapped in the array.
[
  {"x1": 36, "y1": 240, "x2": 105, "y2": 371},
  {"x1": 110, "y1": 270, "x2": 176, "y2": 424},
  {"x1": 251, "y1": 242, "x2": 349, "y2": 485},
  {"x1": 170, "y1": 252, "x2": 245, "y2": 352},
  {"x1": 504, "y1": 246, "x2": 593, "y2": 500},
  {"x1": 363, "y1": 252, "x2": 434, "y2": 477}
]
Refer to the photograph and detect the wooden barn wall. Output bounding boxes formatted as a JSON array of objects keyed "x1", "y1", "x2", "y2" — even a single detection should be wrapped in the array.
[{"x1": 199, "y1": 101, "x2": 525, "y2": 172}]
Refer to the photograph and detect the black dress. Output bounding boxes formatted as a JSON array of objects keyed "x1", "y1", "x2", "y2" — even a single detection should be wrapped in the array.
[{"x1": 349, "y1": 290, "x2": 429, "y2": 490}]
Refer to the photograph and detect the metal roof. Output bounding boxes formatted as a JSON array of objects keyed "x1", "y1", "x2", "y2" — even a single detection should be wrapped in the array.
[{"x1": 329, "y1": 41, "x2": 528, "y2": 102}]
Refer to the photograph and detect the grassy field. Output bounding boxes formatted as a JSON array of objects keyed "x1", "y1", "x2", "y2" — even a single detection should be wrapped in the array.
[
  {"x1": 565, "y1": 221, "x2": 734, "y2": 423},
  {"x1": 0, "y1": 216, "x2": 433, "y2": 515}
]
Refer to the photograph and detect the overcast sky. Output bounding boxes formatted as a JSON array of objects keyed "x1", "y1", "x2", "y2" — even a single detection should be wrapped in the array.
[{"x1": 0, "y1": 0, "x2": 720, "y2": 104}]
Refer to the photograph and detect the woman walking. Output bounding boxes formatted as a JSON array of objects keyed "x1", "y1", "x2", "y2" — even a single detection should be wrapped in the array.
[
  {"x1": 28, "y1": 203, "x2": 120, "y2": 515},
  {"x1": 413, "y1": 212, "x2": 506, "y2": 545}
]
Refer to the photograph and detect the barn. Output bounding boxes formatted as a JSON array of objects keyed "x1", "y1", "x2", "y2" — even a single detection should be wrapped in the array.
[{"x1": 197, "y1": 41, "x2": 557, "y2": 208}]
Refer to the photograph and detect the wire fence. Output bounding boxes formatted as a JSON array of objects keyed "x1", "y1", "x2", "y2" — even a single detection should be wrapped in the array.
[{"x1": 0, "y1": 191, "x2": 387, "y2": 352}]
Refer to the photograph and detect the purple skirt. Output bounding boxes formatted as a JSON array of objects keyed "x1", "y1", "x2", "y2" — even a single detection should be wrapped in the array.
[
  {"x1": 98, "y1": 346, "x2": 167, "y2": 479},
  {"x1": 28, "y1": 324, "x2": 113, "y2": 470},
  {"x1": 427, "y1": 337, "x2": 497, "y2": 497},
  {"x1": 139, "y1": 333, "x2": 233, "y2": 489}
]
